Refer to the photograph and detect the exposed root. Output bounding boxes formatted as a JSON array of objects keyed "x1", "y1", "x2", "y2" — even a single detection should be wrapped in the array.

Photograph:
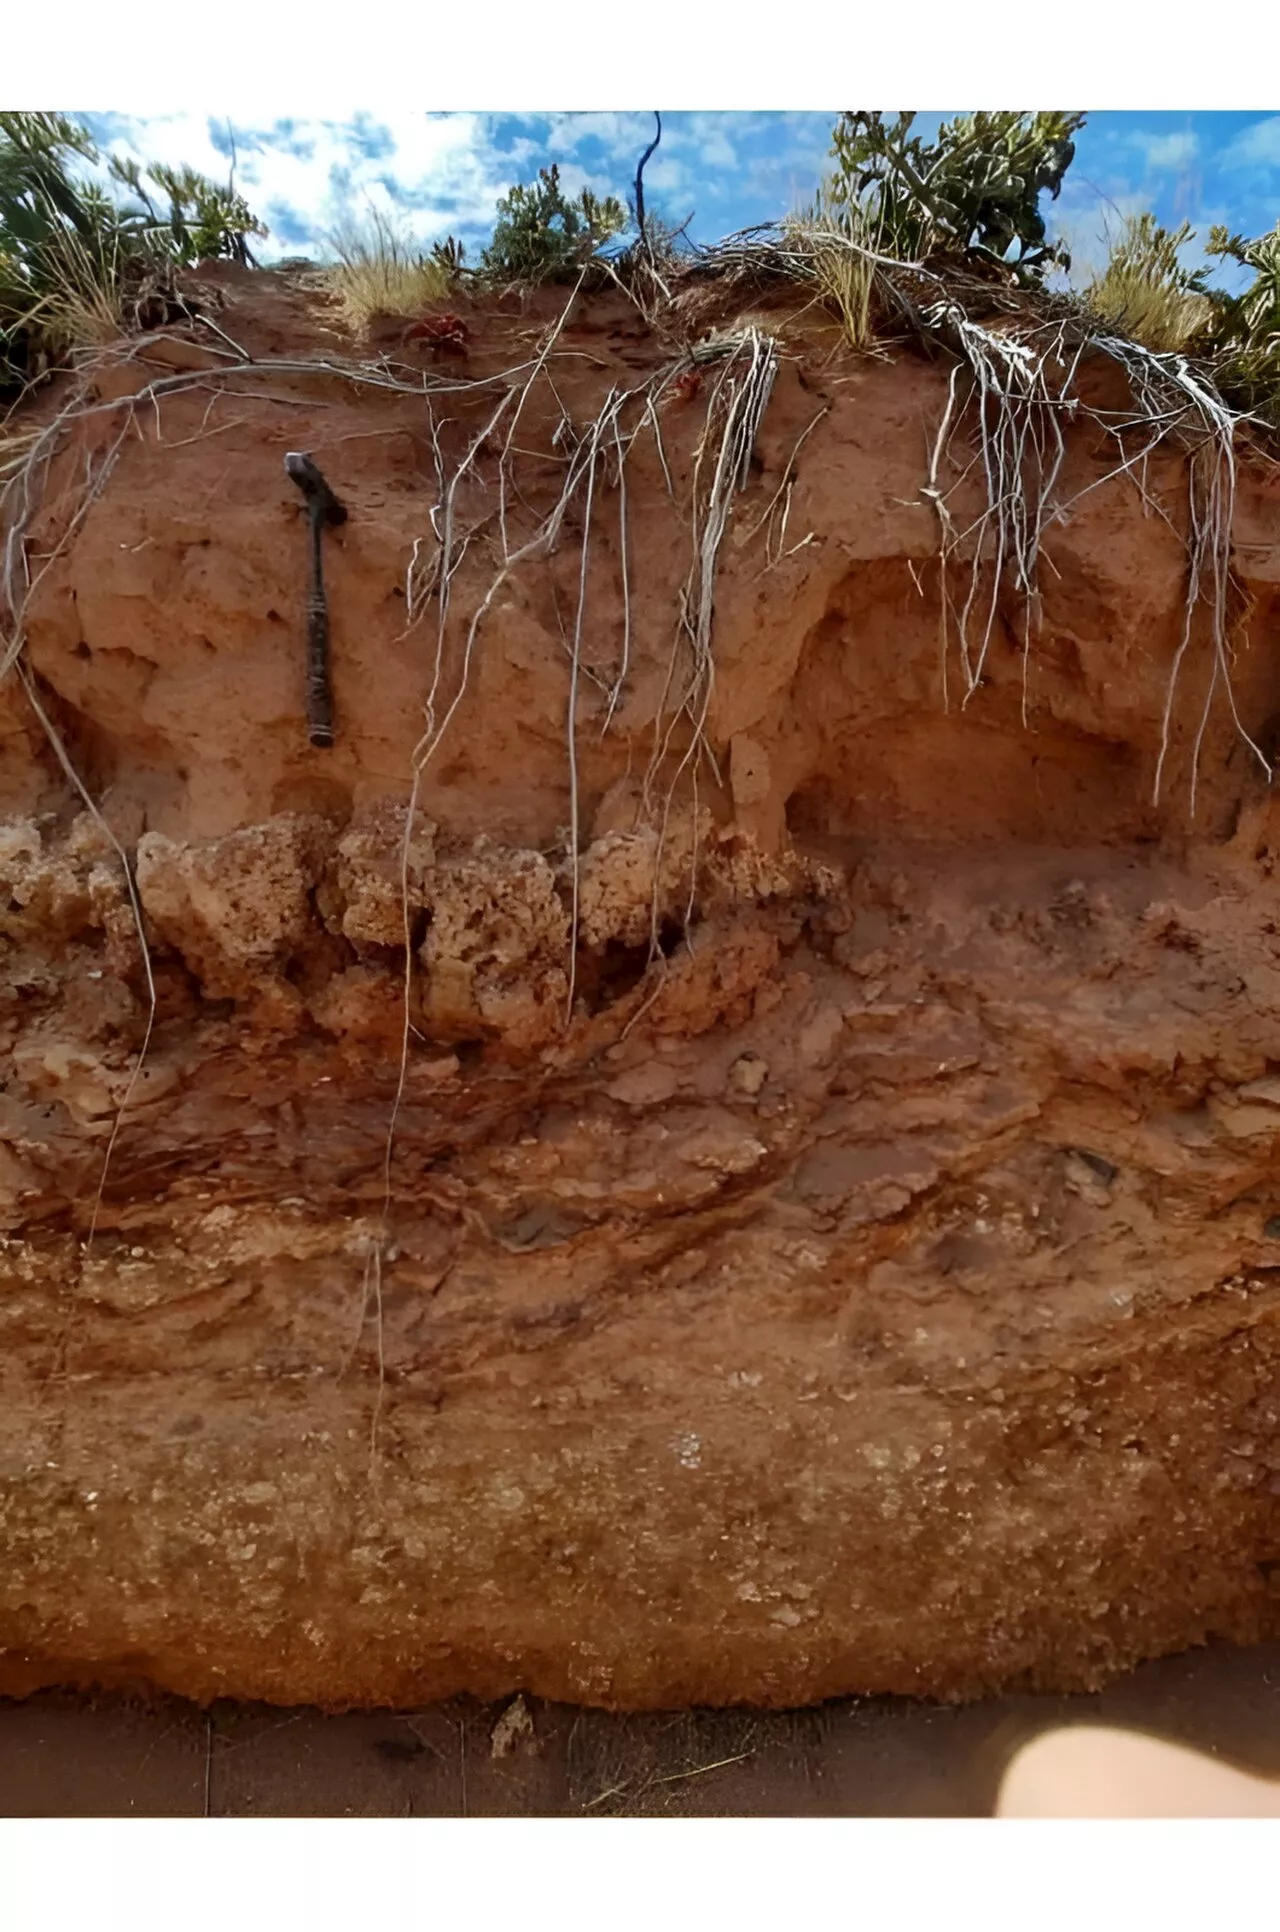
[
  {"x1": 639, "y1": 329, "x2": 778, "y2": 957},
  {"x1": 670, "y1": 328, "x2": 778, "y2": 776},
  {"x1": 690, "y1": 235, "x2": 1276, "y2": 812},
  {"x1": 362, "y1": 317, "x2": 785, "y2": 1343},
  {"x1": 368, "y1": 1238, "x2": 386, "y2": 1479},
  {"x1": 15, "y1": 659, "x2": 157, "y2": 1241},
  {"x1": 1087, "y1": 335, "x2": 1271, "y2": 809},
  {"x1": 741, "y1": 401, "x2": 828, "y2": 581},
  {"x1": 916, "y1": 303, "x2": 1273, "y2": 810},
  {"x1": 919, "y1": 306, "x2": 1084, "y2": 721}
]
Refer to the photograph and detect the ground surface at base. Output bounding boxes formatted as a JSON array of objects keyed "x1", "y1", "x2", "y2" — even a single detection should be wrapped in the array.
[{"x1": 2, "y1": 1639, "x2": 1278, "y2": 1818}]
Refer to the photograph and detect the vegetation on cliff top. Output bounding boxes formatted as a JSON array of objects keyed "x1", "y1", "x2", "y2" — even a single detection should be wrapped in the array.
[
  {"x1": 0, "y1": 111, "x2": 264, "y2": 388},
  {"x1": 3, "y1": 108, "x2": 1280, "y2": 429}
]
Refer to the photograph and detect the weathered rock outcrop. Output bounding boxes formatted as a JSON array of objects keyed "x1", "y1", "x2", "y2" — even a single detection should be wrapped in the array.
[{"x1": 1, "y1": 269, "x2": 1279, "y2": 1708}]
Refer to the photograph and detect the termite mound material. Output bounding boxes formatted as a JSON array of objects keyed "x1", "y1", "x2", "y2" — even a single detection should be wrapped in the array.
[{"x1": 1, "y1": 263, "x2": 1279, "y2": 1710}]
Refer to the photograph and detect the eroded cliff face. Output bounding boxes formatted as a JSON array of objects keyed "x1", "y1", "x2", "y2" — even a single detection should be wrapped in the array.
[{"x1": 2, "y1": 267, "x2": 1280, "y2": 1708}]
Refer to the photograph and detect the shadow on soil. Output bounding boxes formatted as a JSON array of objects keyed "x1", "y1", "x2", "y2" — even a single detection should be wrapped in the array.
[{"x1": 2, "y1": 1639, "x2": 1278, "y2": 1817}]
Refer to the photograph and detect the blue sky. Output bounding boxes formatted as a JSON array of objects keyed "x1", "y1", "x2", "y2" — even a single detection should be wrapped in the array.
[{"x1": 75, "y1": 110, "x2": 1280, "y2": 283}]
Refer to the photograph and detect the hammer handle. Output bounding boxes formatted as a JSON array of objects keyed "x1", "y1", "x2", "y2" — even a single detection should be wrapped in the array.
[{"x1": 306, "y1": 594, "x2": 334, "y2": 748}]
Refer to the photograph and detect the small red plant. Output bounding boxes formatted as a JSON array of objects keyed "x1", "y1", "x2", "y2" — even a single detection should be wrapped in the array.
[
  {"x1": 672, "y1": 368, "x2": 702, "y2": 405},
  {"x1": 402, "y1": 313, "x2": 470, "y2": 357}
]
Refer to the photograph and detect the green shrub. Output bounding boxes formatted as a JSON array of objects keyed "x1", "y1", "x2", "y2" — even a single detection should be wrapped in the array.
[
  {"x1": 1204, "y1": 221, "x2": 1280, "y2": 425},
  {"x1": 828, "y1": 110, "x2": 1085, "y2": 280},
  {"x1": 480, "y1": 164, "x2": 626, "y2": 284},
  {"x1": 430, "y1": 234, "x2": 468, "y2": 282},
  {"x1": 0, "y1": 111, "x2": 266, "y2": 389},
  {"x1": 105, "y1": 154, "x2": 265, "y2": 268}
]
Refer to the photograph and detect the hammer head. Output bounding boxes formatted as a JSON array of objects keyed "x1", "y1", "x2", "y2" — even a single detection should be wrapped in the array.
[{"x1": 285, "y1": 451, "x2": 348, "y2": 526}]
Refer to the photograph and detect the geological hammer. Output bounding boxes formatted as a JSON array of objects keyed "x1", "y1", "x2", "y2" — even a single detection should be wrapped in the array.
[{"x1": 285, "y1": 451, "x2": 348, "y2": 748}]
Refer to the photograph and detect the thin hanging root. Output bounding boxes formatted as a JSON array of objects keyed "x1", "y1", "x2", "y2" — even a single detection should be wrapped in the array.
[
  {"x1": 921, "y1": 360, "x2": 965, "y2": 712},
  {"x1": 15, "y1": 661, "x2": 157, "y2": 1242},
  {"x1": 400, "y1": 349, "x2": 696, "y2": 819},
  {"x1": 632, "y1": 330, "x2": 778, "y2": 973},
  {"x1": 373, "y1": 343, "x2": 701, "y2": 1399},
  {"x1": 1088, "y1": 334, "x2": 1271, "y2": 810},
  {"x1": 404, "y1": 349, "x2": 684, "y2": 800},
  {"x1": 740, "y1": 402, "x2": 828, "y2": 585},
  {"x1": 419, "y1": 387, "x2": 515, "y2": 688},
  {"x1": 399, "y1": 374, "x2": 636, "y2": 1042},
  {"x1": 339, "y1": 1242, "x2": 375, "y2": 1382},
  {"x1": 640, "y1": 389, "x2": 677, "y2": 499},
  {"x1": 336, "y1": 1235, "x2": 386, "y2": 1473},
  {"x1": 915, "y1": 297, "x2": 1272, "y2": 815},
  {"x1": 0, "y1": 425, "x2": 41, "y2": 482},
  {"x1": 920, "y1": 305, "x2": 1083, "y2": 707},
  {"x1": 562, "y1": 388, "x2": 615, "y2": 1022},
  {"x1": 402, "y1": 412, "x2": 457, "y2": 629},
  {"x1": 645, "y1": 327, "x2": 779, "y2": 823},
  {"x1": 367, "y1": 1239, "x2": 385, "y2": 1477},
  {"x1": 3, "y1": 394, "x2": 132, "y2": 680},
  {"x1": 601, "y1": 410, "x2": 631, "y2": 732},
  {"x1": 497, "y1": 271, "x2": 588, "y2": 560},
  {"x1": 375, "y1": 330, "x2": 783, "y2": 1293}
]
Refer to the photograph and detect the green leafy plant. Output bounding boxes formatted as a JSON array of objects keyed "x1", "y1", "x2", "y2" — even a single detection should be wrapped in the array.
[
  {"x1": 480, "y1": 164, "x2": 626, "y2": 284},
  {"x1": 430, "y1": 233, "x2": 468, "y2": 283},
  {"x1": 1, "y1": 113, "x2": 128, "y2": 374},
  {"x1": 828, "y1": 110, "x2": 1085, "y2": 279},
  {"x1": 0, "y1": 111, "x2": 266, "y2": 390},
  {"x1": 1204, "y1": 221, "x2": 1280, "y2": 425},
  {"x1": 1085, "y1": 214, "x2": 1213, "y2": 352},
  {"x1": 106, "y1": 155, "x2": 265, "y2": 268}
]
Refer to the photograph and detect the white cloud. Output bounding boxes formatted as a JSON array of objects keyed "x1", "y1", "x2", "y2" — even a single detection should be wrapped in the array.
[
  {"x1": 1221, "y1": 114, "x2": 1280, "y2": 170},
  {"x1": 531, "y1": 110, "x2": 801, "y2": 213},
  {"x1": 76, "y1": 111, "x2": 533, "y2": 258},
  {"x1": 60, "y1": 109, "x2": 872, "y2": 260},
  {"x1": 544, "y1": 111, "x2": 652, "y2": 152},
  {"x1": 1226, "y1": 117, "x2": 1280, "y2": 167},
  {"x1": 687, "y1": 130, "x2": 737, "y2": 171},
  {"x1": 643, "y1": 153, "x2": 694, "y2": 197},
  {"x1": 1130, "y1": 129, "x2": 1199, "y2": 173}
]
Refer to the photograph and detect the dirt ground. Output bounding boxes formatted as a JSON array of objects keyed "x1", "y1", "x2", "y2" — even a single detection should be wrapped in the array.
[{"x1": 2, "y1": 1638, "x2": 1277, "y2": 1817}]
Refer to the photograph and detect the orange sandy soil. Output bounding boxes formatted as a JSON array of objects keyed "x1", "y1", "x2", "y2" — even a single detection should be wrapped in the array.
[{"x1": 1, "y1": 265, "x2": 1278, "y2": 1709}]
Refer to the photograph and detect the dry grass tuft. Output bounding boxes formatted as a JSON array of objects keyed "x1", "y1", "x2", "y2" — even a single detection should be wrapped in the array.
[
  {"x1": 8, "y1": 219, "x2": 128, "y2": 362},
  {"x1": 784, "y1": 182, "x2": 885, "y2": 351},
  {"x1": 324, "y1": 206, "x2": 452, "y2": 330},
  {"x1": 1085, "y1": 215, "x2": 1213, "y2": 354}
]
